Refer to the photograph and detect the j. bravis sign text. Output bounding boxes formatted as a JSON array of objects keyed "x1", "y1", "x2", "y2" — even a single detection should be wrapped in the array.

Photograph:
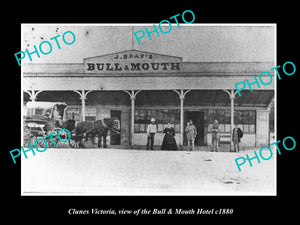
[
  {"x1": 84, "y1": 50, "x2": 182, "y2": 73},
  {"x1": 86, "y1": 62, "x2": 181, "y2": 72}
]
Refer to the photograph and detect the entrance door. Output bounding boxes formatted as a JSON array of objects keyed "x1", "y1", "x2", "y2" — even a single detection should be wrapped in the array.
[
  {"x1": 184, "y1": 111, "x2": 205, "y2": 146},
  {"x1": 110, "y1": 110, "x2": 121, "y2": 145}
]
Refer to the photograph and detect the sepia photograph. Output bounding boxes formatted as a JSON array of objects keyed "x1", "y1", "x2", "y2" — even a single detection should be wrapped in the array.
[{"x1": 20, "y1": 24, "x2": 276, "y2": 195}]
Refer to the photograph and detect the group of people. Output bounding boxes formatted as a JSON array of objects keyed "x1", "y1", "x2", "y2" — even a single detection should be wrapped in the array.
[{"x1": 146, "y1": 118, "x2": 243, "y2": 152}]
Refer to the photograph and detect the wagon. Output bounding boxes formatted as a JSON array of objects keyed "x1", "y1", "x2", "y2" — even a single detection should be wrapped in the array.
[{"x1": 23, "y1": 101, "x2": 72, "y2": 148}]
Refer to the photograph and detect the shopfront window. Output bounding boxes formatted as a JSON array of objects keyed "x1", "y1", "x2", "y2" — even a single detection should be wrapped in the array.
[
  {"x1": 234, "y1": 110, "x2": 256, "y2": 133},
  {"x1": 134, "y1": 109, "x2": 180, "y2": 133},
  {"x1": 65, "y1": 106, "x2": 97, "y2": 121},
  {"x1": 207, "y1": 109, "x2": 256, "y2": 133},
  {"x1": 135, "y1": 109, "x2": 256, "y2": 134}
]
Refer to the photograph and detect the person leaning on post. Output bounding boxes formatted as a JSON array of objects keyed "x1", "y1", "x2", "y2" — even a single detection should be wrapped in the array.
[
  {"x1": 146, "y1": 118, "x2": 157, "y2": 150},
  {"x1": 232, "y1": 123, "x2": 243, "y2": 152},
  {"x1": 185, "y1": 119, "x2": 197, "y2": 151}
]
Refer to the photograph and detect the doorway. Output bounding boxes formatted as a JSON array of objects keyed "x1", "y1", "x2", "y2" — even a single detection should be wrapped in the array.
[
  {"x1": 110, "y1": 110, "x2": 121, "y2": 145},
  {"x1": 184, "y1": 111, "x2": 205, "y2": 146}
]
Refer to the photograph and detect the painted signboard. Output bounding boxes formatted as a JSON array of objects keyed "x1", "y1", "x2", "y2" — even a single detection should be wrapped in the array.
[{"x1": 84, "y1": 50, "x2": 182, "y2": 73}]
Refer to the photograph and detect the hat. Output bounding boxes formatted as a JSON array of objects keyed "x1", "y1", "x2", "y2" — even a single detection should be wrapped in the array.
[{"x1": 150, "y1": 118, "x2": 155, "y2": 122}]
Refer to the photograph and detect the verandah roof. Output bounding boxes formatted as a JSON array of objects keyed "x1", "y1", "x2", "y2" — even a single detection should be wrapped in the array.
[{"x1": 24, "y1": 90, "x2": 274, "y2": 108}]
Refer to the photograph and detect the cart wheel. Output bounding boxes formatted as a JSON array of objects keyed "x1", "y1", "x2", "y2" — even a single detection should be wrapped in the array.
[
  {"x1": 39, "y1": 130, "x2": 59, "y2": 148},
  {"x1": 23, "y1": 135, "x2": 37, "y2": 148},
  {"x1": 69, "y1": 138, "x2": 79, "y2": 148},
  {"x1": 57, "y1": 129, "x2": 70, "y2": 142},
  {"x1": 35, "y1": 137, "x2": 48, "y2": 149},
  {"x1": 48, "y1": 136, "x2": 60, "y2": 148}
]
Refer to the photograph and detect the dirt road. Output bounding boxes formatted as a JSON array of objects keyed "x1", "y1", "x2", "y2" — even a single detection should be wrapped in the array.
[{"x1": 21, "y1": 148, "x2": 276, "y2": 195}]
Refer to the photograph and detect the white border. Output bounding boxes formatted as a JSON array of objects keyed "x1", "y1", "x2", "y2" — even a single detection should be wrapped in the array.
[{"x1": 21, "y1": 23, "x2": 277, "y2": 196}]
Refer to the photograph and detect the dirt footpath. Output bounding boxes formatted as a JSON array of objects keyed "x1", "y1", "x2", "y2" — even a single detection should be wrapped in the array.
[{"x1": 21, "y1": 148, "x2": 276, "y2": 195}]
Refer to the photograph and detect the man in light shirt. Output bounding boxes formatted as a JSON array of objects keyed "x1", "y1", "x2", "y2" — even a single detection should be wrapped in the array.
[
  {"x1": 185, "y1": 119, "x2": 197, "y2": 151},
  {"x1": 146, "y1": 118, "x2": 157, "y2": 150},
  {"x1": 53, "y1": 105, "x2": 63, "y2": 127}
]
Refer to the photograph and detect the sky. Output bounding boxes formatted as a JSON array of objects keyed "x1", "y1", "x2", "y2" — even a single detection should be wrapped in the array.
[{"x1": 21, "y1": 24, "x2": 275, "y2": 64}]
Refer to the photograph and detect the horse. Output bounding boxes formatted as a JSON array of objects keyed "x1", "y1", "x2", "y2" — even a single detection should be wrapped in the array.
[{"x1": 74, "y1": 118, "x2": 120, "y2": 148}]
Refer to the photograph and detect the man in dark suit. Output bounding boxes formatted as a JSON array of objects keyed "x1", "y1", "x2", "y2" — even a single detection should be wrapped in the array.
[{"x1": 232, "y1": 123, "x2": 243, "y2": 152}]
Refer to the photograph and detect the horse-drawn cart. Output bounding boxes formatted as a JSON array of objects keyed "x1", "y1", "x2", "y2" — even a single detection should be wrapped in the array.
[
  {"x1": 23, "y1": 101, "x2": 120, "y2": 149},
  {"x1": 23, "y1": 101, "x2": 73, "y2": 148}
]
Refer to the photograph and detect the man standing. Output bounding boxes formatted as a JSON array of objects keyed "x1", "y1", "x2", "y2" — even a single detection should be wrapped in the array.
[
  {"x1": 232, "y1": 123, "x2": 243, "y2": 152},
  {"x1": 146, "y1": 118, "x2": 157, "y2": 150},
  {"x1": 53, "y1": 105, "x2": 63, "y2": 127},
  {"x1": 185, "y1": 119, "x2": 197, "y2": 151},
  {"x1": 211, "y1": 119, "x2": 220, "y2": 152}
]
